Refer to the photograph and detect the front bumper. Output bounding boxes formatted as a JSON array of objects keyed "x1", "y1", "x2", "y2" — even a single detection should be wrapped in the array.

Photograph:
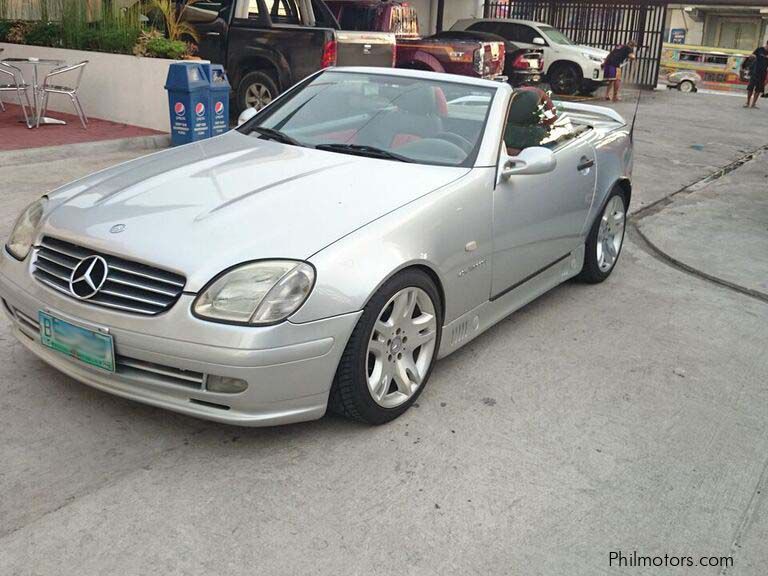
[
  {"x1": 586, "y1": 64, "x2": 607, "y2": 83},
  {"x1": 0, "y1": 250, "x2": 361, "y2": 426}
]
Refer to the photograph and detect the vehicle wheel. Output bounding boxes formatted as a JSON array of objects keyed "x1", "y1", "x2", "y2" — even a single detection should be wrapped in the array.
[
  {"x1": 549, "y1": 63, "x2": 582, "y2": 95},
  {"x1": 328, "y1": 270, "x2": 443, "y2": 425},
  {"x1": 577, "y1": 187, "x2": 627, "y2": 283},
  {"x1": 237, "y1": 71, "x2": 279, "y2": 115},
  {"x1": 679, "y1": 80, "x2": 695, "y2": 93}
]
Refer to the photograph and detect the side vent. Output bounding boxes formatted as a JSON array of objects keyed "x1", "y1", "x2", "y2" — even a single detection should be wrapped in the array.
[{"x1": 451, "y1": 319, "x2": 470, "y2": 347}]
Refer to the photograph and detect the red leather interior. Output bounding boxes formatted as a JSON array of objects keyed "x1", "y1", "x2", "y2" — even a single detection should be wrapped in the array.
[{"x1": 391, "y1": 134, "x2": 422, "y2": 148}]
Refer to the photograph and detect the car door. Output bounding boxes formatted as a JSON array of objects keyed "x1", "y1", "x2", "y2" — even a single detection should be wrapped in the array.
[{"x1": 491, "y1": 92, "x2": 596, "y2": 298}]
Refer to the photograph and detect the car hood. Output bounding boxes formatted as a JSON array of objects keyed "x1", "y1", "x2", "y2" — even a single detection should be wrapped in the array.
[
  {"x1": 41, "y1": 132, "x2": 469, "y2": 292},
  {"x1": 576, "y1": 45, "x2": 609, "y2": 59}
]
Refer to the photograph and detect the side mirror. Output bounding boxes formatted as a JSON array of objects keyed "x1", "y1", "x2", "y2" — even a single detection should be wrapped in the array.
[
  {"x1": 532, "y1": 37, "x2": 546, "y2": 46},
  {"x1": 501, "y1": 147, "x2": 556, "y2": 178},
  {"x1": 237, "y1": 107, "x2": 258, "y2": 127}
]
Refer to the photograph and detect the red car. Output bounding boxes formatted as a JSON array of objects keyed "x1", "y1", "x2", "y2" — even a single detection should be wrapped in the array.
[{"x1": 326, "y1": 0, "x2": 506, "y2": 80}]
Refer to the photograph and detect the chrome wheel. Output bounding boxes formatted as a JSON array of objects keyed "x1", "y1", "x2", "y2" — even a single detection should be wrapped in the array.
[
  {"x1": 245, "y1": 83, "x2": 273, "y2": 110},
  {"x1": 596, "y1": 195, "x2": 626, "y2": 272},
  {"x1": 366, "y1": 287, "x2": 438, "y2": 408},
  {"x1": 679, "y1": 80, "x2": 695, "y2": 93}
]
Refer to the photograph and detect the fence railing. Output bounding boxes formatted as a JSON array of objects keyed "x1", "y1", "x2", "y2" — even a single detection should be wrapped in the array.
[{"x1": 483, "y1": 0, "x2": 669, "y2": 87}]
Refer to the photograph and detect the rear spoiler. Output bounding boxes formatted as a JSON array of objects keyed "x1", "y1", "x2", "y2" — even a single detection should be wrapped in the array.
[{"x1": 554, "y1": 101, "x2": 627, "y2": 128}]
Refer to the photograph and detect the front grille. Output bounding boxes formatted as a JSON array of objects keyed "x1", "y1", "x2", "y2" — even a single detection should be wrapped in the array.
[
  {"x1": 32, "y1": 236, "x2": 186, "y2": 316},
  {"x1": 5, "y1": 303, "x2": 204, "y2": 390}
]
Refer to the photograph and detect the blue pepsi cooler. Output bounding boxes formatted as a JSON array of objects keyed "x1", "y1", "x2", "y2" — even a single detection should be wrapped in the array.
[
  {"x1": 205, "y1": 64, "x2": 231, "y2": 137},
  {"x1": 164, "y1": 62, "x2": 211, "y2": 146}
]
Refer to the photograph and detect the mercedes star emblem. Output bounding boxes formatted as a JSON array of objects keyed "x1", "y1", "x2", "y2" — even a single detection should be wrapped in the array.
[{"x1": 69, "y1": 255, "x2": 109, "y2": 300}]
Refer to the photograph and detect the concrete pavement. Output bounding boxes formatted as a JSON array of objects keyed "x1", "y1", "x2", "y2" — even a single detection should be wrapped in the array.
[
  {"x1": 636, "y1": 148, "x2": 768, "y2": 300},
  {"x1": 0, "y1": 90, "x2": 767, "y2": 575}
]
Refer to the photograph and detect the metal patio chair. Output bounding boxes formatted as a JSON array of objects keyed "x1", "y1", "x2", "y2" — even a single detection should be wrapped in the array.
[
  {"x1": 0, "y1": 61, "x2": 34, "y2": 127},
  {"x1": 37, "y1": 60, "x2": 89, "y2": 129}
]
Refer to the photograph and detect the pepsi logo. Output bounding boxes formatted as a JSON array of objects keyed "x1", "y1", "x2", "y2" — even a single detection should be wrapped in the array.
[
  {"x1": 195, "y1": 102, "x2": 205, "y2": 116},
  {"x1": 174, "y1": 102, "x2": 185, "y2": 116},
  {"x1": 215, "y1": 101, "x2": 224, "y2": 114}
]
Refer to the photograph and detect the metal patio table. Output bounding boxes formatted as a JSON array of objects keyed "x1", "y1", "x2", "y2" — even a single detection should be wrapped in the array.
[{"x1": 0, "y1": 57, "x2": 67, "y2": 128}]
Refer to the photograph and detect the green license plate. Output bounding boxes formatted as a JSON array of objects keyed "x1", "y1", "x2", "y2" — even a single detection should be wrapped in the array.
[{"x1": 38, "y1": 311, "x2": 115, "y2": 373}]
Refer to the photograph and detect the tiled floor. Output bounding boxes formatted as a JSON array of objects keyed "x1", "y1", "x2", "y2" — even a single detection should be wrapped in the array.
[{"x1": 0, "y1": 102, "x2": 164, "y2": 151}]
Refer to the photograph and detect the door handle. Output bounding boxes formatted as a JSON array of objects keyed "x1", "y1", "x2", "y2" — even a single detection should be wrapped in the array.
[
  {"x1": 206, "y1": 31, "x2": 221, "y2": 37},
  {"x1": 577, "y1": 158, "x2": 594, "y2": 171}
]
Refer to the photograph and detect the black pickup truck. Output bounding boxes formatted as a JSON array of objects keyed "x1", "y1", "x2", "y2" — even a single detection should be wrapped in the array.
[{"x1": 186, "y1": 0, "x2": 395, "y2": 113}]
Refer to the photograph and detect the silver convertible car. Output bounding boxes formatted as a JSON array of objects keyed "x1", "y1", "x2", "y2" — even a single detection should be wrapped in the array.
[{"x1": 0, "y1": 68, "x2": 632, "y2": 426}]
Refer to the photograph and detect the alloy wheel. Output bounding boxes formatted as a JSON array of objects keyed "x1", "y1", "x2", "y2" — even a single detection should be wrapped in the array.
[
  {"x1": 551, "y1": 67, "x2": 580, "y2": 95},
  {"x1": 365, "y1": 287, "x2": 438, "y2": 408},
  {"x1": 596, "y1": 195, "x2": 626, "y2": 272},
  {"x1": 245, "y1": 83, "x2": 273, "y2": 110}
]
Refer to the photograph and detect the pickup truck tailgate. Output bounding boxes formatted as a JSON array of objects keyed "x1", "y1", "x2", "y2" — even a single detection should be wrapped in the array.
[{"x1": 335, "y1": 31, "x2": 396, "y2": 67}]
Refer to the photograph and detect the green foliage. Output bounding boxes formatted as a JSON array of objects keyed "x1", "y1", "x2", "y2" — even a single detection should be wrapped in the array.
[
  {"x1": 24, "y1": 20, "x2": 62, "y2": 46},
  {"x1": 146, "y1": 36, "x2": 188, "y2": 59},
  {"x1": 0, "y1": 0, "x2": 190, "y2": 59},
  {"x1": 0, "y1": 20, "x2": 12, "y2": 42},
  {"x1": 145, "y1": 0, "x2": 200, "y2": 43}
]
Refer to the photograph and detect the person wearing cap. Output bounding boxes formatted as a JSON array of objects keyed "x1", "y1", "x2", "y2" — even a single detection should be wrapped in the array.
[{"x1": 603, "y1": 40, "x2": 637, "y2": 102}]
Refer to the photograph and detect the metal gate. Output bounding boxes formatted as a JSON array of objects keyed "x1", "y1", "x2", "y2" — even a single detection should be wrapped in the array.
[{"x1": 483, "y1": 1, "x2": 669, "y2": 87}]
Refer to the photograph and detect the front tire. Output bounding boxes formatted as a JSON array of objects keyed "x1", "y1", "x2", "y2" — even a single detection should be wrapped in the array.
[
  {"x1": 577, "y1": 187, "x2": 627, "y2": 283},
  {"x1": 549, "y1": 63, "x2": 582, "y2": 95},
  {"x1": 679, "y1": 80, "x2": 695, "y2": 93},
  {"x1": 328, "y1": 270, "x2": 442, "y2": 425}
]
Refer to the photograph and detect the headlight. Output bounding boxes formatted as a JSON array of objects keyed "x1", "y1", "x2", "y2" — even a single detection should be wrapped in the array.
[
  {"x1": 584, "y1": 53, "x2": 603, "y2": 63},
  {"x1": 6, "y1": 197, "x2": 47, "y2": 260},
  {"x1": 193, "y1": 260, "x2": 315, "y2": 325}
]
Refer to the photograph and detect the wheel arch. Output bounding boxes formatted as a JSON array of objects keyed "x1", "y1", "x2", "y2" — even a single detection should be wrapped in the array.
[
  {"x1": 399, "y1": 52, "x2": 446, "y2": 74},
  {"x1": 234, "y1": 52, "x2": 288, "y2": 93},
  {"x1": 615, "y1": 177, "x2": 632, "y2": 207},
  {"x1": 382, "y1": 263, "x2": 447, "y2": 323}
]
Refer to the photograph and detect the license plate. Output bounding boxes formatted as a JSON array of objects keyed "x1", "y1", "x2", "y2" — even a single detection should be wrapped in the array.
[{"x1": 38, "y1": 311, "x2": 115, "y2": 373}]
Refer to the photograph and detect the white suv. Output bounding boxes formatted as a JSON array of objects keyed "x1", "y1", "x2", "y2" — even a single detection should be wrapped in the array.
[{"x1": 452, "y1": 18, "x2": 609, "y2": 95}]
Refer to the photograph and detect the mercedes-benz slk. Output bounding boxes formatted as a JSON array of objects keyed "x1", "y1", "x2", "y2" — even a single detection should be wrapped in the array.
[{"x1": 1, "y1": 67, "x2": 632, "y2": 426}]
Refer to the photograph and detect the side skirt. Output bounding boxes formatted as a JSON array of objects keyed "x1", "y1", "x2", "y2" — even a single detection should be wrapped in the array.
[{"x1": 437, "y1": 244, "x2": 585, "y2": 359}]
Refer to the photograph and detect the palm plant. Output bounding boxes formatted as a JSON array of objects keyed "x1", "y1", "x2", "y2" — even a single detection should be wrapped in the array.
[{"x1": 146, "y1": 0, "x2": 199, "y2": 43}]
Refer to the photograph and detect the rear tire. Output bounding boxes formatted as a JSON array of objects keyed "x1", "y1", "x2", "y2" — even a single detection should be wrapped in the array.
[
  {"x1": 679, "y1": 80, "x2": 695, "y2": 93},
  {"x1": 328, "y1": 270, "x2": 443, "y2": 425},
  {"x1": 577, "y1": 187, "x2": 627, "y2": 283},
  {"x1": 236, "y1": 70, "x2": 279, "y2": 115}
]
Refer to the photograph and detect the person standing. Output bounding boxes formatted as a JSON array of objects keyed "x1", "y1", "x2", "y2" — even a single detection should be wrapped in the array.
[
  {"x1": 603, "y1": 40, "x2": 637, "y2": 102},
  {"x1": 744, "y1": 40, "x2": 768, "y2": 108}
]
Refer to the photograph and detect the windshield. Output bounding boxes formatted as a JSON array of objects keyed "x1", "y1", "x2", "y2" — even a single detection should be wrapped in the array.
[
  {"x1": 239, "y1": 70, "x2": 497, "y2": 167},
  {"x1": 540, "y1": 26, "x2": 574, "y2": 46}
]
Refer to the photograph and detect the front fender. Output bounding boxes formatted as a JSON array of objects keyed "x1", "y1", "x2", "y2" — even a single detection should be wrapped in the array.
[{"x1": 290, "y1": 168, "x2": 496, "y2": 325}]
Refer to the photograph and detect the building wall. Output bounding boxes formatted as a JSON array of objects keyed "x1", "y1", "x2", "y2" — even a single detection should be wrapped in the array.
[
  {"x1": 0, "y1": 42, "x2": 175, "y2": 131},
  {"x1": 666, "y1": 7, "x2": 705, "y2": 46},
  {"x1": 666, "y1": 4, "x2": 768, "y2": 49},
  {"x1": 412, "y1": 0, "x2": 484, "y2": 35}
]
